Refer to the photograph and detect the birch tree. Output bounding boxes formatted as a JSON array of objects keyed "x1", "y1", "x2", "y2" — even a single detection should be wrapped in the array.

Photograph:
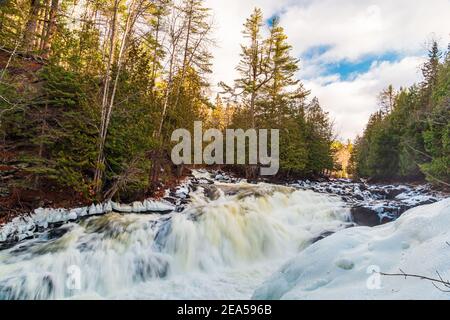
[{"x1": 94, "y1": 0, "x2": 148, "y2": 194}]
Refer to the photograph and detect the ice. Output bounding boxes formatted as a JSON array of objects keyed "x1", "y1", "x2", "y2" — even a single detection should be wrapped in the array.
[
  {"x1": 0, "y1": 198, "x2": 175, "y2": 243},
  {"x1": 132, "y1": 201, "x2": 146, "y2": 212},
  {"x1": 143, "y1": 199, "x2": 174, "y2": 212},
  {"x1": 88, "y1": 204, "x2": 104, "y2": 215},
  {"x1": 253, "y1": 198, "x2": 450, "y2": 300},
  {"x1": 175, "y1": 185, "x2": 189, "y2": 198},
  {"x1": 103, "y1": 201, "x2": 113, "y2": 213}
]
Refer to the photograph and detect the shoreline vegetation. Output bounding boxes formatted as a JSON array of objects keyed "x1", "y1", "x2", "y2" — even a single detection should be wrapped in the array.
[{"x1": 0, "y1": 1, "x2": 449, "y2": 224}]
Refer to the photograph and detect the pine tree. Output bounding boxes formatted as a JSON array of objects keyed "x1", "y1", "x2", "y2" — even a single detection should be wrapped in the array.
[
  {"x1": 221, "y1": 8, "x2": 270, "y2": 129},
  {"x1": 260, "y1": 16, "x2": 307, "y2": 126},
  {"x1": 421, "y1": 41, "x2": 441, "y2": 91},
  {"x1": 378, "y1": 84, "x2": 396, "y2": 115}
]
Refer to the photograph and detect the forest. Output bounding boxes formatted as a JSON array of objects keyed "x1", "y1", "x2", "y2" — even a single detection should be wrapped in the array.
[
  {"x1": 351, "y1": 41, "x2": 450, "y2": 188},
  {"x1": 0, "y1": 0, "x2": 335, "y2": 215}
]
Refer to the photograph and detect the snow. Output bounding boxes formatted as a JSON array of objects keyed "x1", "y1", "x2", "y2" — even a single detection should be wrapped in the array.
[
  {"x1": 175, "y1": 185, "x2": 190, "y2": 199},
  {"x1": 253, "y1": 198, "x2": 450, "y2": 300}
]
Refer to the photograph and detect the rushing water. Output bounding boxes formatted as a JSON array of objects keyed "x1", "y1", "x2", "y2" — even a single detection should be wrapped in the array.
[{"x1": 0, "y1": 182, "x2": 351, "y2": 299}]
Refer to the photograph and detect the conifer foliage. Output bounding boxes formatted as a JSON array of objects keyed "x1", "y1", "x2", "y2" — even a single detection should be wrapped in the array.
[{"x1": 352, "y1": 41, "x2": 450, "y2": 187}]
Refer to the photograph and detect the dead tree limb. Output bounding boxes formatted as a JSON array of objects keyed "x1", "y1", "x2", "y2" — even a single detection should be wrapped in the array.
[{"x1": 380, "y1": 269, "x2": 450, "y2": 293}]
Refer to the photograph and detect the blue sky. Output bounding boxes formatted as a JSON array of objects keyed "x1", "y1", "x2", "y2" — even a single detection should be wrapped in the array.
[
  {"x1": 206, "y1": 0, "x2": 450, "y2": 140},
  {"x1": 303, "y1": 50, "x2": 401, "y2": 81}
]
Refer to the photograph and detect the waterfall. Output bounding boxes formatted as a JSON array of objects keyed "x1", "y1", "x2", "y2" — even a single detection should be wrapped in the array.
[{"x1": 0, "y1": 182, "x2": 350, "y2": 299}]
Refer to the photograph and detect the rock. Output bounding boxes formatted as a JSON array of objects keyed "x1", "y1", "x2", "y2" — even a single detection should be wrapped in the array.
[
  {"x1": 380, "y1": 215, "x2": 395, "y2": 224},
  {"x1": 311, "y1": 231, "x2": 335, "y2": 244},
  {"x1": 204, "y1": 185, "x2": 221, "y2": 201},
  {"x1": 111, "y1": 202, "x2": 133, "y2": 213},
  {"x1": 335, "y1": 258, "x2": 354, "y2": 270},
  {"x1": 103, "y1": 201, "x2": 112, "y2": 213},
  {"x1": 77, "y1": 207, "x2": 88, "y2": 217},
  {"x1": 143, "y1": 200, "x2": 174, "y2": 213},
  {"x1": 132, "y1": 201, "x2": 145, "y2": 212},
  {"x1": 386, "y1": 188, "x2": 407, "y2": 200},
  {"x1": 163, "y1": 196, "x2": 178, "y2": 205},
  {"x1": 67, "y1": 210, "x2": 78, "y2": 221},
  {"x1": 353, "y1": 194, "x2": 364, "y2": 201},
  {"x1": 350, "y1": 206, "x2": 381, "y2": 227}
]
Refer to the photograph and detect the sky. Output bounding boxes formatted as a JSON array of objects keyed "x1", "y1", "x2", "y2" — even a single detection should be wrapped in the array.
[{"x1": 204, "y1": 0, "x2": 450, "y2": 141}]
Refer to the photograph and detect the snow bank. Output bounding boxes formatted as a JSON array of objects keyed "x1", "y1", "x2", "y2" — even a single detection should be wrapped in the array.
[{"x1": 253, "y1": 198, "x2": 450, "y2": 300}]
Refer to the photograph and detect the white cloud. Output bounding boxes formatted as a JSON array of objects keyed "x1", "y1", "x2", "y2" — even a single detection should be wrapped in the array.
[
  {"x1": 305, "y1": 56, "x2": 425, "y2": 140},
  {"x1": 204, "y1": 0, "x2": 450, "y2": 139},
  {"x1": 279, "y1": 0, "x2": 450, "y2": 62}
]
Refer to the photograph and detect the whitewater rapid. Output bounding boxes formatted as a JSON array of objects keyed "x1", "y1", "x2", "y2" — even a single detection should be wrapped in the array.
[{"x1": 0, "y1": 181, "x2": 351, "y2": 299}]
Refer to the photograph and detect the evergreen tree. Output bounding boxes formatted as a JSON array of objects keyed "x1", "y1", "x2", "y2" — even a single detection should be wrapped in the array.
[
  {"x1": 354, "y1": 41, "x2": 449, "y2": 186},
  {"x1": 221, "y1": 8, "x2": 269, "y2": 129}
]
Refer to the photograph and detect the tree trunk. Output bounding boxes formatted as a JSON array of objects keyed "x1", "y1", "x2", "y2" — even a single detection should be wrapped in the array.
[
  {"x1": 39, "y1": 0, "x2": 50, "y2": 51},
  {"x1": 41, "y1": 0, "x2": 59, "y2": 59},
  {"x1": 172, "y1": 1, "x2": 193, "y2": 110},
  {"x1": 23, "y1": 0, "x2": 41, "y2": 52},
  {"x1": 148, "y1": 44, "x2": 175, "y2": 191},
  {"x1": 94, "y1": 0, "x2": 139, "y2": 195},
  {"x1": 93, "y1": 0, "x2": 120, "y2": 193},
  {"x1": 149, "y1": 13, "x2": 161, "y2": 95}
]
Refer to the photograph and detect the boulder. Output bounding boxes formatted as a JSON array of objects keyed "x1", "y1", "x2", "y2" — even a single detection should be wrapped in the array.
[{"x1": 350, "y1": 206, "x2": 381, "y2": 227}]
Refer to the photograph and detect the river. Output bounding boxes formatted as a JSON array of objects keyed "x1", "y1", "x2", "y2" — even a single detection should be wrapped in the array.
[
  {"x1": 0, "y1": 178, "x2": 353, "y2": 299},
  {"x1": 1, "y1": 169, "x2": 447, "y2": 300}
]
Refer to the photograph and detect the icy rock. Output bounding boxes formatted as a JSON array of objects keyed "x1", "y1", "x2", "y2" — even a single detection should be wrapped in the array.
[
  {"x1": 0, "y1": 196, "x2": 176, "y2": 243},
  {"x1": 88, "y1": 204, "x2": 96, "y2": 215},
  {"x1": 175, "y1": 185, "x2": 189, "y2": 198},
  {"x1": 67, "y1": 210, "x2": 78, "y2": 221},
  {"x1": 33, "y1": 208, "x2": 49, "y2": 228},
  {"x1": 144, "y1": 199, "x2": 175, "y2": 212},
  {"x1": 132, "y1": 201, "x2": 146, "y2": 212},
  {"x1": 198, "y1": 178, "x2": 213, "y2": 184},
  {"x1": 111, "y1": 202, "x2": 133, "y2": 213},
  {"x1": 164, "y1": 189, "x2": 171, "y2": 197},
  {"x1": 103, "y1": 201, "x2": 113, "y2": 213},
  {"x1": 17, "y1": 230, "x2": 34, "y2": 241},
  {"x1": 88, "y1": 204, "x2": 103, "y2": 215},
  {"x1": 110, "y1": 199, "x2": 175, "y2": 213}
]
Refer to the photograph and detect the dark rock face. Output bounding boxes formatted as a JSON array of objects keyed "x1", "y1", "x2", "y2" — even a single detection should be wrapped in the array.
[
  {"x1": 350, "y1": 207, "x2": 382, "y2": 227},
  {"x1": 385, "y1": 188, "x2": 407, "y2": 200}
]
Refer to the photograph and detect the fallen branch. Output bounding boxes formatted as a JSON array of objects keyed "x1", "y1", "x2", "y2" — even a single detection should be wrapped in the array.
[{"x1": 380, "y1": 268, "x2": 450, "y2": 293}]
